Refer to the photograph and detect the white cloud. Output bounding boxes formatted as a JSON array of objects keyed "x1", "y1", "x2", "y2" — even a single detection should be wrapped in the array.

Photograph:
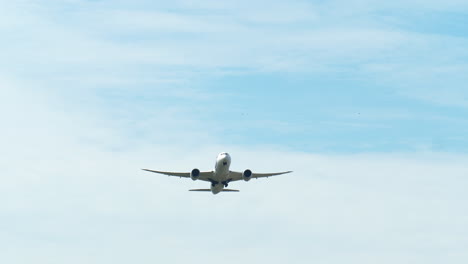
[
  {"x1": 0, "y1": 0, "x2": 466, "y2": 119},
  {"x1": 1, "y1": 78, "x2": 468, "y2": 263},
  {"x1": 1, "y1": 0, "x2": 464, "y2": 75},
  {"x1": 1, "y1": 1, "x2": 468, "y2": 260}
]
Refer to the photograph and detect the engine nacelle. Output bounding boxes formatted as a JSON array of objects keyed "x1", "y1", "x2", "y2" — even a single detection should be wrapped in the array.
[
  {"x1": 243, "y1": 169, "x2": 252, "y2": 182},
  {"x1": 191, "y1": 168, "x2": 200, "y2": 181}
]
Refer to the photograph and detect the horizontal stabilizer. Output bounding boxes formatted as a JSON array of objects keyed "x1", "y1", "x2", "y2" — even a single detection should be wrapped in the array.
[{"x1": 189, "y1": 189, "x2": 240, "y2": 192}]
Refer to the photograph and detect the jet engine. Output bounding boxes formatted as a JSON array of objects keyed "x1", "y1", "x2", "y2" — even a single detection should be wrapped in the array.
[
  {"x1": 191, "y1": 168, "x2": 200, "y2": 181},
  {"x1": 242, "y1": 169, "x2": 252, "y2": 182}
]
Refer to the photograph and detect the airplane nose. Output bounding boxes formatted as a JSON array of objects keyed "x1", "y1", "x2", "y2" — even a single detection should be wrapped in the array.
[{"x1": 218, "y1": 153, "x2": 230, "y2": 166}]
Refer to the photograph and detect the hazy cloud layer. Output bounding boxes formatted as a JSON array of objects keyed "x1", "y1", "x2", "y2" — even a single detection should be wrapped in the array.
[
  {"x1": 2, "y1": 75, "x2": 468, "y2": 264},
  {"x1": 1, "y1": 1, "x2": 468, "y2": 263}
]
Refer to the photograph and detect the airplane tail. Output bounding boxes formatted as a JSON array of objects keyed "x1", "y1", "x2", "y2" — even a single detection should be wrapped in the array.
[{"x1": 189, "y1": 189, "x2": 239, "y2": 192}]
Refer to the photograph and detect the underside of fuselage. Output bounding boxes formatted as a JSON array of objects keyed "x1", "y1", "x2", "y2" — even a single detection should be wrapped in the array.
[
  {"x1": 208, "y1": 152, "x2": 232, "y2": 194},
  {"x1": 211, "y1": 183, "x2": 225, "y2": 194}
]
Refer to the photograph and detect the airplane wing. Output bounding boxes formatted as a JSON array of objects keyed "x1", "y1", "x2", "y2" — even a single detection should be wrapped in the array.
[
  {"x1": 142, "y1": 169, "x2": 214, "y2": 182},
  {"x1": 227, "y1": 170, "x2": 292, "y2": 182}
]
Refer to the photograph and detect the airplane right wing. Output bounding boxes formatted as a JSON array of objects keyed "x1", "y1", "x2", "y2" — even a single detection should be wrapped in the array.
[{"x1": 142, "y1": 169, "x2": 214, "y2": 182}]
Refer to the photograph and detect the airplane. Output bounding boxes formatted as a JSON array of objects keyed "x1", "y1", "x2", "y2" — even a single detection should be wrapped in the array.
[{"x1": 142, "y1": 152, "x2": 292, "y2": 194}]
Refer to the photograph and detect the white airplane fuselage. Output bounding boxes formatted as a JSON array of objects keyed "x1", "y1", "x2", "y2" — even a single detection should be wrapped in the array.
[{"x1": 211, "y1": 152, "x2": 232, "y2": 194}]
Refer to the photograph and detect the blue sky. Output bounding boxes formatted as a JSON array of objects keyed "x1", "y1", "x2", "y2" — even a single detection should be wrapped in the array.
[{"x1": 1, "y1": 1, "x2": 468, "y2": 263}]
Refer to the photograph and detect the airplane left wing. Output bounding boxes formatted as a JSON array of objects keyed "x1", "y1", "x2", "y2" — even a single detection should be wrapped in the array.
[
  {"x1": 227, "y1": 170, "x2": 292, "y2": 182},
  {"x1": 142, "y1": 169, "x2": 214, "y2": 182}
]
